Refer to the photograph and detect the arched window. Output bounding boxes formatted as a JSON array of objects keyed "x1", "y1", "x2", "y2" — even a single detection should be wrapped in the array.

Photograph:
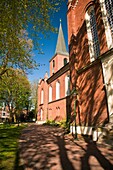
[
  {"x1": 52, "y1": 60, "x2": 55, "y2": 74},
  {"x1": 41, "y1": 89, "x2": 44, "y2": 104},
  {"x1": 65, "y1": 75, "x2": 70, "y2": 96},
  {"x1": 85, "y1": 6, "x2": 100, "y2": 61},
  {"x1": 56, "y1": 81, "x2": 60, "y2": 100},
  {"x1": 49, "y1": 86, "x2": 52, "y2": 102},
  {"x1": 64, "y1": 58, "x2": 68, "y2": 66},
  {"x1": 105, "y1": 0, "x2": 113, "y2": 33},
  {"x1": 99, "y1": 0, "x2": 113, "y2": 49},
  {"x1": 53, "y1": 60, "x2": 55, "y2": 67}
]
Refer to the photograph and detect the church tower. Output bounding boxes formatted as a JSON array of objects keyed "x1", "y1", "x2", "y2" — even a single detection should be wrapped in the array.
[
  {"x1": 37, "y1": 20, "x2": 70, "y2": 122},
  {"x1": 49, "y1": 20, "x2": 69, "y2": 76}
]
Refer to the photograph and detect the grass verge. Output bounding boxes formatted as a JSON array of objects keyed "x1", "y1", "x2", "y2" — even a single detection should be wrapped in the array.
[{"x1": 0, "y1": 123, "x2": 27, "y2": 170}]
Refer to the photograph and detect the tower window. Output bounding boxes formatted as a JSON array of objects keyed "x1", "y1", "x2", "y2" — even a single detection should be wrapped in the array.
[
  {"x1": 64, "y1": 58, "x2": 68, "y2": 66},
  {"x1": 53, "y1": 60, "x2": 55, "y2": 67},
  {"x1": 52, "y1": 60, "x2": 55, "y2": 74}
]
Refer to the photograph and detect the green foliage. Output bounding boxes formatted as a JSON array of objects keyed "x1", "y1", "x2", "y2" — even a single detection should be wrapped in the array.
[
  {"x1": 0, "y1": 69, "x2": 31, "y2": 116},
  {"x1": 57, "y1": 120, "x2": 67, "y2": 128},
  {"x1": 44, "y1": 119, "x2": 70, "y2": 132},
  {"x1": 44, "y1": 120, "x2": 58, "y2": 126},
  {"x1": 0, "y1": 0, "x2": 63, "y2": 77},
  {"x1": 0, "y1": 124, "x2": 27, "y2": 170},
  {"x1": 30, "y1": 80, "x2": 38, "y2": 113}
]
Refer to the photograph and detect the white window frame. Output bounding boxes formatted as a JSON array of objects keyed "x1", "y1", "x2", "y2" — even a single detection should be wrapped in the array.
[
  {"x1": 65, "y1": 75, "x2": 70, "y2": 96},
  {"x1": 99, "y1": 0, "x2": 113, "y2": 49},
  {"x1": 85, "y1": 6, "x2": 100, "y2": 62},
  {"x1": 56, "y1": 81, "x2": 60, "y2": 100},
  {"x1": 49, "y1": 86, "x2": 52, "y2": 102}
]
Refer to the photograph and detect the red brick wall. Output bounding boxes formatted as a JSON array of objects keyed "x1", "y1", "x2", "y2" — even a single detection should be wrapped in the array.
[
  {"x1": 37, "y1": 79, "x2": 48, "y2": 121},
  {"x1": 67, "y1": 0, "x2": 108, "y2": 54},
  {"x1": 47, "y1": 70, "x2": 70, "y2": 121},
  {"x1": 49, "y1": 71, "x2": 70, "y2": 101},
  {"x1": 50, "y1": 54, "x2": 69, "y2": 76},
  {"x1": 77, "y1": 62, "x2": 108, "y2": 126},
  {"x1": 37, "y1": 68, "x2": 70, "y2": 122},
  {"x1": 48, "y1": 99, "x2": 67, "y2": 121},
  {"x1": 67, "y1": 0, "x2": 109, "y2": 126}
]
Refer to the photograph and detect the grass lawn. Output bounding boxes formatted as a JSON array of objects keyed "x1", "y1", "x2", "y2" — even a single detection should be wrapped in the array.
[{"x1": 0, "y1": 123, "x2": 27, "y2": 170}]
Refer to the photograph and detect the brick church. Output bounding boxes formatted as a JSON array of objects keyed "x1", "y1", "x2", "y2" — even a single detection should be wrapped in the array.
[
  {"x1": 37, "y1": 0, "x2": 113, "y2": 137},
  {"x1": 37, "y1": 21, "x2": 70, "y2": 122},
  {"x1": 67, "y1": 0, "x2": 113, "y2": 135}
]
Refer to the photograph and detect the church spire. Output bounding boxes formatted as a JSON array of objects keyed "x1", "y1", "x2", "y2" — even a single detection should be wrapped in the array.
[{"x1": 55, "y1": 19, "x2": 68, "y2": 55}]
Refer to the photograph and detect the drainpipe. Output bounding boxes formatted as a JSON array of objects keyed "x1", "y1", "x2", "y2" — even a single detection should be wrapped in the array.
[
  {"x1": 71, "y1": 87, "x2": 78, "y2": 139},
  {"x1": 74, "y1": 92, "x2": 78, "y2": 139}
]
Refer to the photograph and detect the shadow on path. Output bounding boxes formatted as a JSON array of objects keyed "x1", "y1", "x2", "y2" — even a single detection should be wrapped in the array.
[
  {"x1": 15, "y1": 124, "x2": 76, "y2": 170},
  {"x1": 80, "y1": 141, "x2": 113, "y2": 170},
  {"x1": 55, "y1": 134, "x2": 75, "y2": 170},
  {"x1": 15, "y1": 124, "x2": 113, "y2": 170}
]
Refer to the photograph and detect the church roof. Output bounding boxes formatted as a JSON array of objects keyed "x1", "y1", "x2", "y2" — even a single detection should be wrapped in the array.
[{"x1": 55, "y1": 20, "x2": 68, "y2": 55}]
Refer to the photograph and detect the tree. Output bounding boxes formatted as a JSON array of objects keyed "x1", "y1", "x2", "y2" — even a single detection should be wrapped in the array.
[
  {"x1": 0, "y1": 69, "x2": 31, "y2": 121},
  {"x1": 0, "y1": 0, "x2": 62, "y2": 77},
  {"x1": 30, "y1": 80, "x2": 38, "y2": 117}
]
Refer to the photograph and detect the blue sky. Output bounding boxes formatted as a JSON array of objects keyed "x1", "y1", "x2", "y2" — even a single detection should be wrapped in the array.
[{"x1": 27, "y1": 1, "x2": 68, "y2": 82}]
